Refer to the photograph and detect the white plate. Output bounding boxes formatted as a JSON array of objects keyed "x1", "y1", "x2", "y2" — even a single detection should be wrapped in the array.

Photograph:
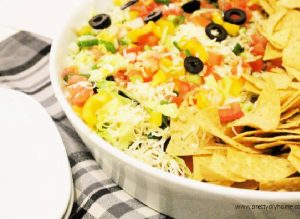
[{"x1": 0, "y1": 88, "x2": 72, "y2": 219}]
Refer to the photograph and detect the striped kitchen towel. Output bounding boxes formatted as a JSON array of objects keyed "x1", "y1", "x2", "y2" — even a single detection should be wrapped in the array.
[{"x1": 0, "y1": 30, "x2": 169, "y2": 219}]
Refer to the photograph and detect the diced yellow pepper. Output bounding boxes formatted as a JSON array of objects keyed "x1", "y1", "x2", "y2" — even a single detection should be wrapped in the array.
[
  {"x1": 223, "y1": 22, "x2": 240, "y2": 37},
  {"x1": 212, "y1": 12, "x2": 224, "y2": 25},
  {"x1": 180, "y1": 38, "x2": 208, "y2": 63},
  {"x1": 97, "y1": 30, "x2": 115, "y2": 42},
  {"x1": 113, "y1": 0, "x2": 124, "y2": 6},
  {"x1": 76, "y1": 25, "x2": 93, "y2": 36},
  {"x1": 160, "y1": 58, "x2": 173, "y2": 70},
  {"x1": 218, "y1": 76, "x2": 232, "y2": 99},
  {"x1": 82, "y1": 91, "x2": 112, "y2": 129},
  {"x1": 149, "y1": 111, "x2": 162, "y2": 127},
  {"x1": 72, "y1": 105, "x2": 82, "y2": 117},
  {"x1": 152, "y1": 70, "x2": 168, "y2": 86},
  {"x1": 196, "y1": 92, "x2": 210, "y2": 109},
  {"x1": 129, "y1": 11, "x2": 139, "y2": 20},
  {"x1": 157, "y1": 19, "x2": 175, "y2": 35},
  {"x1": 127, "y1": 21, "x2": 155, "y2": 42},
  {"x1": 230, "y1": 77, "x2": 244, "y2": 97}
]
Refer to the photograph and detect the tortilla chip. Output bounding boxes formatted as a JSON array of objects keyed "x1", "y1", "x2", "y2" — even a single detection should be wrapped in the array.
[
  {"x1": 262, "y1": 9, "x2": 287, "y2": 49},
  {"x1": 233, "y1": 129, "x2": 300, "y2": 140},
  {"x1": 269, "y1": 26, "x2": 291, "y2": 49},
  {"x1": 283, "y1": 42, "x2": 300, "y2": 73},
  {"x1": 259, "y1": 0, "x2": 280, "y2": 15},
  {"x1": 232, "y1": 80, "x2": 280, "y2": 131},
  {"x1": 281, "y1": 108, "x2": 299, "y2": 121},
  {"x1": 263, "y1": 43, "x2": 282, "y2": 61},
  {"x1": 278, "y1": 0, "x2": 300, "y2": 9},
  {"x1": 195, "y1": 107, "x2": 259, "y2": 153},
  {"x1": 281, "y1": 90, "x2": 300, "y2": 113},
  {"x1": 282, "y1": 11, "x2": 300, "y2": 44},
  {"x1": 288, "y1": 154, "x2": 300, "y2": 172},
  {"x1": 279, "y1": 114, "x2": 300, "y2": 129},
  {"x1": 210, "y1": 150, "x2": 246, "y2": 182},
  {"x1": 255, "y1": 141, "x2": 300, "y2": 150},
  {"x1": 240, "y1": 135, "x2": 300, "y2": 143},
  {"x1": 261, "y1": 72, "x2": 291, "y2": 89},
  {"x1": 259, "y1": 177, "x2": 300, "y2": 191},
  {"x1": 289, "y1": 145, "x2": 300, "y2": 158},
  {"x1": 167, "y1": 107, "x2": 214, "y2": 156},
  {"x1": 232, "y1": 180, "x2": 259, "y2": 190},
  {"x1": 227, "y1": 148, "x2": 296, "y2": 182},
  {"x1": 193, "y1": 155, "x2": 232, "y2": 182},
  {"x1": 243, "y1": 81, "x2": 261, "y2": 94}
]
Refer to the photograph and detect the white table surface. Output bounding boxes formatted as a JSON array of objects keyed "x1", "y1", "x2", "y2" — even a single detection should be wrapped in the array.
[{"x1": 0, "y1": 0, "x2": 79, "y2": 39}]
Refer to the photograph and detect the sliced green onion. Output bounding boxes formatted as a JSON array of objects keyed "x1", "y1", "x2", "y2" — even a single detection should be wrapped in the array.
[
  {"x1": 155, "y1": 0, "x2": 170, "y2": 5},
  {"x1": 160, "y1": 100, "x2": 169, "y2": 105},
  {"x1": 77, "y1": 39, "x2": 98, "y2": 48},
  {"x1": 233, "y1": 43, "x2": 244, "y2": 56},
  {"x1": 173, "y1": 41, "x2": 182, "y2": 51},
  {"x1": 184, "y1": 49, "x2": 192, "y2": 56},
  {"x1": 99, "y1": 40, "x2": 117, "y2": 53},
  {"x1": 119, "y1": 38, "x2": 128, "y2": 46},
  {"x1": 173, "y1": 15, "x2": 185, "y2": 26}
]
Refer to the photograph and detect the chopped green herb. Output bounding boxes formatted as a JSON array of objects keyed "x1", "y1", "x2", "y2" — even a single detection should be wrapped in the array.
[
  {"x1": 119, "y1": 38, "x2": 128, "y2": 46},
  {"x1": 155, "y1": 0, "x2": 170, "y2": 5},
  {"x1": 173, "y1": 15, "x2": 185, "y2": 26},
  {"x1": 184, "y1": 49, "x2": 192, "y2": 56},
  {"x1": 233, "y1": 43, "x2": 244, "y2": 56},
  {"x1": 77, "y1": 39, "x2": 98, "y2": 48},
  {"x1": 99, "y1": 40, "x2": 117, "y2": 53},
  {"x1": 173, "y1": 41, "x2": 182, "y2": 51},
  {"x1": 160, "y1": 100, "x2": 169, "y2": 105}
]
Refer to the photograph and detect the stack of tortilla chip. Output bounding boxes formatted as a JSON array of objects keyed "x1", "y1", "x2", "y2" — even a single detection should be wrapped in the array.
[
  {"x1": 260, "y1": 0, "x2": 300, "y2": 80},
  {"x1": 165, "y1": 0, "x2": 300, "y2": 191}
]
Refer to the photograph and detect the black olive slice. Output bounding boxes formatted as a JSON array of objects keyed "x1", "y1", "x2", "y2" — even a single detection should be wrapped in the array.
[
  {"x1": 184, "y1": 56, "x2": 204, "y2": 74},
  {"x1": 224, "y1": 8, "x2": 247, "y2": 25},
  {"x1": 144, "y1": 10, "x2": 163, "y2": 23},
  {"x1": 182, "y1": 0, "x2": 201, "y2": 14},
  {"x1": 121, "y1": 0, "x2": 138, "y2": 10},
  {"x1": 89, "y1": 14, "x2": 111, "y2": 29},
  {"x1": 205, "y1": 22, "x2": 228, "y2": 42}
]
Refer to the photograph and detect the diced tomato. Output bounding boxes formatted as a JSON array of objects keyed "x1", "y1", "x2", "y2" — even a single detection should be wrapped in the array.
[
  {"x1": 266, "y1": 58, "x2": 282, "y2": 71},
  {"x1": 61, "y1": 66, "x2": 78, "y2": 78},
  {"x1": 178, "y1": 80, "x2": 196, "y2": 96},
  {"x1": 219, "y1": 0, "x2": 233, "y2": 11},
  {"x1": 249, "y1": 59, "x2": 264, "y2": 72},
  {"x1": 270, "y1": 58, "x2": 282, "y2": 68},
  {"x1": 181, "y1": 156, "x2": 193, "y2": 172},
  {"x1": 67, "y1": 82, "x2": 93, "y2": 106},
  {"x1": 231, "y1": 60, "x2": 239, "y2": 75},
  {"x1": 207, "y1": 52, "x2": 224, "y2": 66},
  {"x1": 249, "y1": 3, "x2": 261, "y2": 11},
  {"x1": 131, "y1": 2, "x2": 159, "y2": 18},
  {"x1": 251, "y1": 34, "x2": 267, "y2": 48},
  {"x1": 114, "y1": 70, "x2": 128, "y2": 82},
  {"x1": 124, "y1": 45, "x2": 143, "y2": 54},
  {"x1": 218, "y1": 102, "x2": 244, "y2": 123},
  {"x1": 163, "y1": 7, "x2": 182, "y2": 16},
  {"x1": 190, "y1": 13, "x2": 212, "y2": 27},
  {"x1": 201, "y1": 1, "x2": 215, "y2": 9},
  {"x1": 171, "y1": 96, "x2": 184, "y2": 107},
  {"x1": 67, "y1": 75, "x2": 87, "y2": 85},
  {"x1": 136, "y1": 33, "x2": 160, "y2": 47},
  {"x1": 251, "y1": 43, "x2": 265, "y2": 56}
]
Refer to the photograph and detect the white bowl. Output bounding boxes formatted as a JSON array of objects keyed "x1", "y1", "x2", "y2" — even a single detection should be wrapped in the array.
[{"x1": 50, "y1": 1, "x2": 300, "y2": 218}]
